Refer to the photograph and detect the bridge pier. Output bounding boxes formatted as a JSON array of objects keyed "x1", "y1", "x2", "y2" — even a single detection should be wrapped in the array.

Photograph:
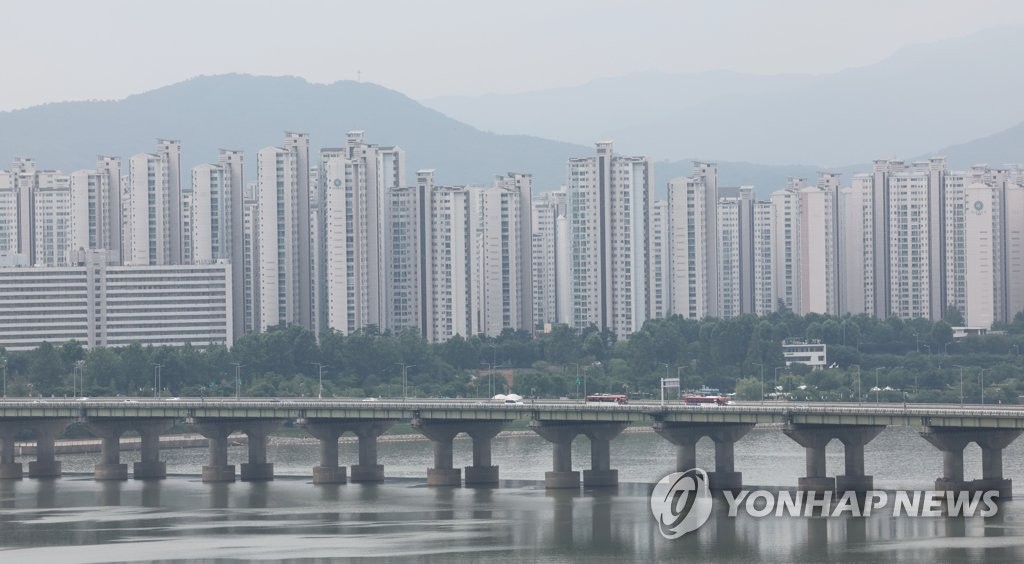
[
  {"x1": 834, "y1": 427, "x2": 883, "y2": 493},
  {"x1": 412, "y1": 420, "x2": 462, "y2": 486},
  {"x1": 921, "y1": 428, "x2": 1020, "y2": 498},
  {"x1": 465, "y1": 422, "x2": 505, "y2": 485},
  {"x1": 653, "y1": 423, "x2": 753, "y2": 490},
  {"x1": 350, "y1": 421, "x2": 392, "y2": 482},
  {"x1": 27, "y1": 420, "x2": 71, "y2": 478},
  {"x1": 530, "y1": 422, "x2": 580, "y2": 489},
  {"x1": 0, "y1": 426, "x2": 22, "y2": 479},
  {"x1": 582, "y1": 424, "x2": 627, "y2": 488},
  {"x1": 783, "y1": 424, "x2": 884, "y2": 493},
  {"x1": 81, "y1": 421, "x2": 131, "y2": 480},
  {"x1": 240, "y1": 421, "x2": 281, "y2": 481},
  {"x1": 300, "y1": 421, "x2": 347, "y2": 484},
  {"x1": 133, "y1": 420, "x2": 174, "y2": 480},
  {"x1": 195, "y1": 422, "x2": 236, "y2": 482}
]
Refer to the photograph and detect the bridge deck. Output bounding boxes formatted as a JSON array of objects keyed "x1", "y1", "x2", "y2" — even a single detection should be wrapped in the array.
[{"x1": 1, "y1": 399, "x2": 1022, "y2": 428}]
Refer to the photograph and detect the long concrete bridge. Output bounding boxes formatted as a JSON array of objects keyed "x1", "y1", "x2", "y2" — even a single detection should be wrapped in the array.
[{"x1": 1, "y1": 399, "x2": 1022, "y2": 497}]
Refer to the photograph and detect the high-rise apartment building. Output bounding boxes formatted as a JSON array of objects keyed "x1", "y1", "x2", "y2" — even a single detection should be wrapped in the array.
[
  {"x1": 322, "y1": 132, "x2": 405, "y2": 335},
  {"x1": 531, "y1": 189, "x2": 568, "y2": 326},
  {"x1": 567, "y1": 142, "x2": 651, "y2": 336},
  {"x1": 256, "y1": 145, "x2": 299, "y2": 330},
  {"x1": 31, "y1": 170, "x2": 71, "y2": 267}
]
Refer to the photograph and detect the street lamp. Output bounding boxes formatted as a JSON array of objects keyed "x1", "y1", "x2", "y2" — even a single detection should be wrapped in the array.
[
  {"x1": 232, "y1": 363, "x2": 244, "y2": 399},
  {"x1": 396, "y1": 363, "x2": 415, "y2": 400},
  {"x1": 310, "y1": 363, "x2": 328, "y2": 399},
  {"x1": 953, "y1": 365, "x2": 965, "y2": 407},
  {"x1": 75, "y1": 360, "x2": 85, "y2": 397},
  {"x1": 152, "y1": 364, "x2": 162, "y2": 398},
  {"x1": 753, "y1": 363, "x2": 765, "y2": 405},
  {"x1": 850, "y1": 364, "x2": 861, "y2": 404},
  {"x1": 568, "y1": 363, "x2": 581, "y2": 400},
  {"x1": 582, "y1": 363, "x2": 599, "y2": 398},
  {"x1": 979, "y1": 368, "x2": 990, "y2": 405},
  {"x1": 911, "y1": 333, "x2": 920, "y2": 353}
]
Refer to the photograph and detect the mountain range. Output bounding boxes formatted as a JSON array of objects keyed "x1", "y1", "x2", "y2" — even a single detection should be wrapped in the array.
[
  {"x1": 425, "y1": 26, "x2": 1024, "y2": 168},
  {"x1": 2, "y1": 25, "x2": 1024, "y2": 199}
]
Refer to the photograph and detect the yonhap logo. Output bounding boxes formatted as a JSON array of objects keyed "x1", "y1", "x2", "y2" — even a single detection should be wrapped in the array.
[{"x1": 650, "y1": 468, "x2": 713, "y2": 539}]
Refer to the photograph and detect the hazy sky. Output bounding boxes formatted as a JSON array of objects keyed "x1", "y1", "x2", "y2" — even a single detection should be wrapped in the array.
[{"x1": 3, "y1": 0, "x2": 1024, "y2": 111}]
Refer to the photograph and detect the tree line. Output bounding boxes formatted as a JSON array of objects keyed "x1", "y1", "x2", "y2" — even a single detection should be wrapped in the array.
[{"x1": 3, "y1": 310, "x2": 1024, "y2": 403}]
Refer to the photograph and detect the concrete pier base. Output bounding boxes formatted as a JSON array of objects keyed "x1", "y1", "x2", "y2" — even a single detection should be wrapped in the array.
[
  {"x1": 313, "y1": 466, "x2": 347, "y2": 484},
  {"x1": 427, "y1": 467, "x2": 462, "y2": 486},
  {"x1": 0, "y1": 429, "x2": 21, "y2": 479},
  {"x1": 240, "y1": 421, "x2": 281, "y2": 482},
  {"x1": 132, "y1": 461, "x2": 167, "y2": 480},
  {"x1": 132, "y1": 420, "x2": 174, "y2": 480},
  {"x1": 970, "y1": 478, "x2": 1013, "y2": 498},
  {"x1": 707, "y1": 471, "x2": 743, "y2": 491},
  {"x1": 0, "y1": 463, "x2": 23, "y2": 479},
  {"x1": 836, "y1": 475, "x2": 874, "y2": 493},
  {"x1": 653, "y1": 422, "x2": 754, "y2": 491},
  {"x1": 922, "y1": 427, "x2": 1020, "y2": 499},
  {"x1": 202, "y1": 465, "x2": 236, "y2": 482},
  {"x1": 583, "y1": 469, "x2": 618, "y2": 488},
  {"x1": 545, "y1": 471, "x2": 581, "y2": 489},
  {"x1": 301, "y1": 421, "x2": 348, "y2": 484},
  {"x1": 28, "y1": 460, "x2": 61, "y2": 478},
  {"x1": 195, "y1": 422, "x2": 236, "y2": 483},
  {"x1": 94, "y1": 463, "x2": 129, "y2": 481},
  {"x1": 350, "y1": 464, "x2": 385, "y2": 482},
  {"x1": 351, "y1": 422, "x2": 392, "y2": 482},
  {"x1": 784, "y1": 424, "x2": 883, "y2": 493},
  {"x1": 240, "y1": 462, "x2": 274, "y2": 481},
  {"x1": 799, "y1": 476, "x2": 837, "y2": 493},
  {"x1": 464, "y1": 465, "x2": 499, "y2": 485},
  {"x1": 26, "y1": 420, "x2": 71, "y2": 479}
]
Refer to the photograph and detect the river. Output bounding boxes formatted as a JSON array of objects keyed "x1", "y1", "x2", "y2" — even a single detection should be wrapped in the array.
[{"x1": 1, "y1": 426, "x2": 1023, "y2": 562}]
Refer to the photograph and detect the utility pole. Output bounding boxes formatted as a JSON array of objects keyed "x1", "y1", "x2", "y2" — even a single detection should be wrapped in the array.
[{"x1": 979, "y1": 368, "x2": 990, "y2": 405}]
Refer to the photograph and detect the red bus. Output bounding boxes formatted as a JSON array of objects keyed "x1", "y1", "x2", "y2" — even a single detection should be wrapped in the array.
[
  {"x1": 585, "y1": 394, "x2": 629, "y2": 405},
  {"x1": 683, "y1": 395, "x2": 730, "y2": 406}
]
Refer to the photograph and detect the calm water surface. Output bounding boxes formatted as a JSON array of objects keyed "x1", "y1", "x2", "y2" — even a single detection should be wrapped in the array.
[{"x1": 1, "y1": 426, "x2": 1024, "y2": 562}]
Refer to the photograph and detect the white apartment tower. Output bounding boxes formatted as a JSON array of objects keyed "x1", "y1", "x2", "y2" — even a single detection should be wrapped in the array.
[
  {"x1": 283, "y1": 132, "x2": 313, "y2": 331},
  {"x1": 887, "y1": 166, "x2": 933, "y2": 320},
  {"x1": 752, "y1": 199, "x2": 774, "y2": 316},
  {"x1": 963, "y1": 182, "x2": 997, "y2": 327},
  {"x1": 256, "y1": 145, "x2": 300, "y2": 330},
  {"x1": 322, "y1": 132, "x2": 405, "y2": 335},
  {"x1": 156, "y1": 139, "x2": 183, "y2": 265},
  {"x1": 650, "y1": 199, "x2": 670, "y2": 319},
  {"x1": 531, "y1": 189, "x2": 568, "y2": 326},
  {"x1": 470, "y1": 174, "x2": 532, "y2": 337},
  {"x1": 668, "y1": 175, "x2": 710, "y2": 319},
  {"x1": 68, "y1": 156, "x2": 122, "y2": 264},
  {"x1": 31, "y1": 171, "x2": 71, "y2": 267},
  {"x1": 566, "y1": 142, "x2": 651, "y2": 336}
]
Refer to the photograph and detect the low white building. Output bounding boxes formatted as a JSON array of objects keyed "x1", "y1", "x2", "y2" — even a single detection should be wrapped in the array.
[
  {"x1": 0, "y1": 252, "x2": 231, "y2": 351},
  {"x1": 782, "y1": 339, "x2": 827, "y2": 370}
]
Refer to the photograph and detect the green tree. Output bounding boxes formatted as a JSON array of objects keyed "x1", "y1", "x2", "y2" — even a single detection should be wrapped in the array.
[{"x1": 734, "y1": 376, "x2": 763, "y2": 401}]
